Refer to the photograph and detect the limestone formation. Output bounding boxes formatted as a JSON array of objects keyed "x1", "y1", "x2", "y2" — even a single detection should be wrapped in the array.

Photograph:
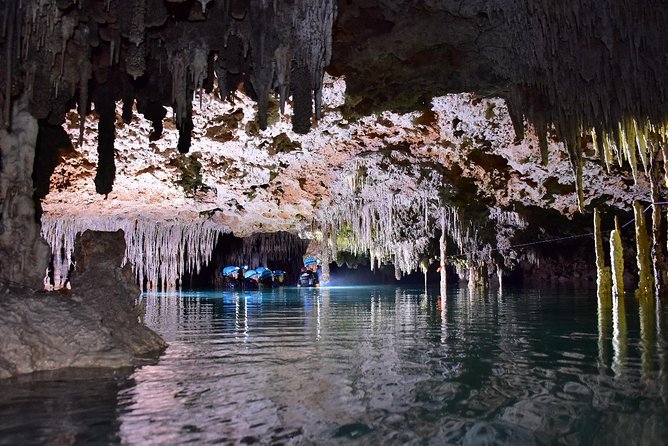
[
  {"x1": 0, "y1": 230, "x2": 166, "y2": 379},
  {"x1": 0, "y1": 95, "x2": 50, "y2": 290}
]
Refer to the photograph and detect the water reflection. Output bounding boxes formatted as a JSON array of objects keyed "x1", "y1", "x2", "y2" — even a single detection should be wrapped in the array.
[
  {"x1": 611, "y1": 291, "x2": 628, "y2": 377},
  {"x1": 639, "y1": 294, "x2": 655, "y2": 382},
  {"x1": 0, "y1": 368, "x2": 133, "y2": 445},
  {"x1": 1, "y1": 287, "x2": 668, "y2": 445},
  {"x1": 597, "y1": 291, "x2": 612, "y2": 373}
]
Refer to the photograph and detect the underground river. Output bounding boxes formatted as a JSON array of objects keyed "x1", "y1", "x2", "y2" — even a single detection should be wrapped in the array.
[{"x1": 1, "y1": 286, "x2": 667, "y2": 445}]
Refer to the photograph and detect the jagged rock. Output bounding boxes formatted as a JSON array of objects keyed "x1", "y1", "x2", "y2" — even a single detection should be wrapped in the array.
[{"x1": 0, "y1": 230, "x2": 166, "y2": 379}]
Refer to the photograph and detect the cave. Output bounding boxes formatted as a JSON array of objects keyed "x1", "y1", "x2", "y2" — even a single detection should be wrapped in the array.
[{"x1": 1, "y1": 1, "x2": 667, "y2": 443}]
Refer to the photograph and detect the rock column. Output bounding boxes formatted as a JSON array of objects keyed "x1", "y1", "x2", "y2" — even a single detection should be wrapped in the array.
[{"x1": 0, "y1": 96, "x2": 50, "y2": 289}]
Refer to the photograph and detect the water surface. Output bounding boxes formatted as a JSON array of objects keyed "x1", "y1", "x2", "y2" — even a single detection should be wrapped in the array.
[{"x1": 1, "y1": 286, "x2": 667, "y2": 445}]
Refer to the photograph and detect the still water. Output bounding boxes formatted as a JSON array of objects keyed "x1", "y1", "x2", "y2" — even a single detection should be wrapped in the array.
[{"x1": 1, "y1": 286, "x2": 667, "y2": 445}]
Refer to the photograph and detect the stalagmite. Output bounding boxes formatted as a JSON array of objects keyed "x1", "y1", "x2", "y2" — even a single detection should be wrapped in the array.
[
  {"x1": 610, "y1": 216, "x2": 625, "y2": 300},
  {"x1": 594, "y1": 208, "x2": 612, "y2": 298},
  {"x1": 633, "y1": 201, "x2": 653, "y2": 298}
]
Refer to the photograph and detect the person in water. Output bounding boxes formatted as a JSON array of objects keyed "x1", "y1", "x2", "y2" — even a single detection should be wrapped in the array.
[
  {"x1": 222, "y1": 266, "x2": 243, "y2": 290},
  {"x1": 243, "y1": 269, "x2": 261, "y2": 290},
  {"x1": 272, "y1": 270, "x2": 286, "y2": 287},
  {"x1": 255, "y1": 266, "x2": 274, "y2": 288},
  {"x1": 298, "y1": 257, "x2": 320, "y2": 287}
]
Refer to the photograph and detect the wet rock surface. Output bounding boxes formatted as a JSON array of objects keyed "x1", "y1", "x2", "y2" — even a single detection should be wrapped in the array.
[{"x1": 0, "y1": 230, "x2": 166, "y2": 379}]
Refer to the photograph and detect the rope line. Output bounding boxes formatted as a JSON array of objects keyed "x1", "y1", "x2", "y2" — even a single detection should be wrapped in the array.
[{"x1": 445, "y1": 202, "x2": 668, "y2": 261}]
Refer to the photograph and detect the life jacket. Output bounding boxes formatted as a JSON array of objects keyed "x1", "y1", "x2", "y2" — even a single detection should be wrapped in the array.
[{"x1": 299, "y1": 270, "x2": 318, "y2": 287}]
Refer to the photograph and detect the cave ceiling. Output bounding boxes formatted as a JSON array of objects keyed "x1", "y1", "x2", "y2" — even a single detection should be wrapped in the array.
[{"x1": 2, "y1": 1, "x2": 666, "y2": 148}]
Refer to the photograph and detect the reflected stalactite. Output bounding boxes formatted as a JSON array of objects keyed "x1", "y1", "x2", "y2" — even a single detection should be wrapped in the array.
[
  {"x1": 142, "y1": 293, "x2": 182, "y2": 340},
  {"x1": 611, "y1": 289, "x2": 628, "y2": 378},
  {"x1": 657, "y1": 298, "x2": 668, "y2": 405},
  {"x1": 438, "y1": 294, "x2": 447, "y2": 344},
  {"x1": 639, "y1": 294, "x2": 655, "y2": 383},
  {"x1": 597, "y1": 289, "x2": 612, "y2": 373}
]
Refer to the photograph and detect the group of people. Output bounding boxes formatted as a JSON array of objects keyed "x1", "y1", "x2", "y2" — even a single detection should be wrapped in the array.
[{"x1": 221, "y1": 257, "x2": 321, "y2": 290}]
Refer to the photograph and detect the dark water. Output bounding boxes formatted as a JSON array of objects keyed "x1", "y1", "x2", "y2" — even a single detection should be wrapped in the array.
[{"x1": 1, "y1": 286, "x2": 667, "y2": 445}]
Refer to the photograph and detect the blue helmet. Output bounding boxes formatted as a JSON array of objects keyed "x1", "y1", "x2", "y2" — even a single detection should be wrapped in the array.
[
  {"x1": 222, "y1": 266, "x2": 240, "y2": 276},
  {"x1": 304, "y1": 257, "x2": 318, "y2": 267},
  {"x1": 256, "y1": 266, "x2": 267, "y2": 274},
  {"x1": 272, "y1": 269, "x2": 286, "y2": 278},
  {"x1": 244, "y1": 269, "x2": 260, "y2": 279},
  {"x1": 259, "y1": 269, "x2": 273, "y2": 279}
]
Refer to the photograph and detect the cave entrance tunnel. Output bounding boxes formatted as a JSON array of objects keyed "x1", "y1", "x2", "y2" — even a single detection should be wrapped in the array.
[
  {"x1": 183, "y1": 231, "x2": 464, "y2": 290},
  {"x1": 187, "y1": 232, "x2": 310, "y2": 289}
]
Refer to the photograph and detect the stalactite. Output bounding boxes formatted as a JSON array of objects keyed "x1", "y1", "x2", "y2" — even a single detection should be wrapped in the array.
[
  {"x1": 633, "y1": 201, "x2": 653, "y2": 298},
  {"x1": 610, "y1": 216, "x2": 624, "y2": 300},
  {"x1": 620, "y1": 123, "x2": 639, "y2": 183},
  {"x1": 289, "y1": 0, "x2": 336, "y2": 131},
  {"x1": 77, "y1": 25, "x2": 91, "y2": 146},
  {"x1": 177, "y1": 90, "x2": 194, "y2": 154},
  {"x1": 93, "y1": 92, "x2": 116, "y2": 195},
  {"x1": 249, "y1": 0, "x2": 276, "y2": 131},
  {"x1": 319, "y1": 155, "x2": 441, "y2": 276},
  {"x1": 565, "y1": 143, "x2": 585, "y2": 213},
  {"x1": 41, "y1": 216, "x2": 224, "y2": 291},
  {"x1": 394, "y1": 262, "x2": 402, "y2": 281},
  {"x1": 274, "y1": 45, "x2": 290, "y2": 114},
  {"x1": 290, "y1": 65, "x2": 312, "y2": 134},
  {"x1": 1, "y1": 0, "x2": 16, "y2": 130},
  {"x1": 496, "y1": 1, "x2": 668, "y2": 202},
  {"x1": 634, "y1": 119, "x2": 650, "y2": 174},
  {"x1": 127, "y1": 0, "x2": 146, "y2": 47},
  {"x1": 420, "y1": 258, "x2": 428, "y2": 289},
  {"x1": 594, "y1": 208, "x2": 612, "y2": 299},
  {"x1": 126, "y1": 41, "x2": 146, "y2": 80}
]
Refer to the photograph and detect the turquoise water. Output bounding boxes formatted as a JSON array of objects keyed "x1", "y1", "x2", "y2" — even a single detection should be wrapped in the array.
[{"x1": 1, "y1": 286, "x2": 667, "y2": 445}]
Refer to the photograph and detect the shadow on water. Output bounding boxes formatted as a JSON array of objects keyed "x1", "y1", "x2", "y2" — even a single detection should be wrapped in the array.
[
  {"x1": 1, "y1": 285, "x2": 668, "y2": 445},
  {"x1": 0, "y1": 368, "x2": 134, "y2": 445}
]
